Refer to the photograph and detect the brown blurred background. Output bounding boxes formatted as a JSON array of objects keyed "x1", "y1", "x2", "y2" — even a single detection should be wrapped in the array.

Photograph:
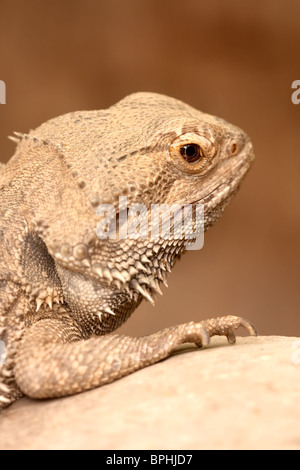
[{"x1": 0, "y1": 0, "x2": 299, "y2": 337}]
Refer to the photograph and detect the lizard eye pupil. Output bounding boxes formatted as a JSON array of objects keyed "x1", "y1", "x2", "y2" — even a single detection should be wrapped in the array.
[{"x1": 180, "y1": 144, "x2": 203, "y2": 163}]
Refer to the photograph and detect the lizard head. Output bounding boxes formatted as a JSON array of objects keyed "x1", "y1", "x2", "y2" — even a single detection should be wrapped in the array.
[
  {"x1": 27, "y1": 92, "x2": 254, "y2": 326},
  {"x1": 105, "y1": 92, "x2": 255, "y2": 228}
]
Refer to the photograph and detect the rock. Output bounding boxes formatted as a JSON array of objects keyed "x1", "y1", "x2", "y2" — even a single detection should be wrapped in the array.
[{"x1": 1, "y1": 336, "x2": 300, "y2": 450}]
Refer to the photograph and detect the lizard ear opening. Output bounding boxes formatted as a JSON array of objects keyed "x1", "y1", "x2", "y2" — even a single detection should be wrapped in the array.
[{"x1": 169, "y1": 133, "x2": 216, "y2": 175}]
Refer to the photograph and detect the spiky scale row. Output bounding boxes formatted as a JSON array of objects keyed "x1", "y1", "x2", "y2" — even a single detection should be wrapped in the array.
[
  {"x1": 89, "y1": 249, "x2": 171, "y2": 310},
  {"x1": 35, "y1": 292, "x2": 64, "y2": 312},
  {"x1": 98, "y1": 306, "x2": 116, "y2": 322},
  {"x1": 130, "y1": 279, "x2": 155, "y2": 305},
  {"x1": 8, "y1": 131, "x2": 28, "y2": 144}
]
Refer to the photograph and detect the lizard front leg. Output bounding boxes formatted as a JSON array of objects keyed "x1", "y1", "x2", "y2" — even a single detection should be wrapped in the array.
[
  {"x1": 14, "y1": 315, "x2": 256, "y2": 399},
  {"x1": 0, "y1": 280, "x2": 28, "y2": 407}
]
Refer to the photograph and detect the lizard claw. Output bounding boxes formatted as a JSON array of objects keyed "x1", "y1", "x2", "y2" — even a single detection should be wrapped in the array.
[
  {"x1": 200, "y1": 315, "x2": 257, "y2": 344},
  {"x1": 194, "y1": 325, "x2": 210, "y2": 348}
]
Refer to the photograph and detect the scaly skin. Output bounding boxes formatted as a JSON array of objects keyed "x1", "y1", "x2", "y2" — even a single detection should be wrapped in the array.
[{"x1": 0, "y1": 92, "x2": 256, "y2": 407}]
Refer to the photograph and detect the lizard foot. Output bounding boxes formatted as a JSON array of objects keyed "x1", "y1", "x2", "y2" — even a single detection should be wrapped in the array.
[{"x1": 198, "y1": 315, "x2": 257, "y2": 346}]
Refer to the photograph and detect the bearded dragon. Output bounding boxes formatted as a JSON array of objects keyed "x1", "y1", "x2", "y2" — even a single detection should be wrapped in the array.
[{"x1": 0, "y1": 92, "x2": 256, "y2": 408}]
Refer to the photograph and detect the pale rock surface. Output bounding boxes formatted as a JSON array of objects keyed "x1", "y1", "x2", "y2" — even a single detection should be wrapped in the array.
[{"x1": 1, "y1": 336, "x2": 300, "y2": 450}]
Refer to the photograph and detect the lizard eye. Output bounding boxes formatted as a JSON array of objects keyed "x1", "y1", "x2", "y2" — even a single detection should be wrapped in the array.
[
  {"x1": 169, "y1": 132, "x2": 215, "y2": 174},
  {"x1": 180, "y1": 144, "x2": 204, "y2": 164}
]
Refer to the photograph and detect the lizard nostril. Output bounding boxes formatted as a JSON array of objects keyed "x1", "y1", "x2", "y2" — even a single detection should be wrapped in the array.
[{"x1": 231, "y1": 143, "x2": 238, "y2": 155}]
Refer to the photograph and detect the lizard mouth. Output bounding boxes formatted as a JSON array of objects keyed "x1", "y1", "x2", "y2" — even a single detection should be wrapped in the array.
[{"x1": 197, "y1": 141, "x2": 254, "y2": 209}]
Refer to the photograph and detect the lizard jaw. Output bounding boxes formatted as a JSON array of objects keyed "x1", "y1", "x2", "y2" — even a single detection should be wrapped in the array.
[{"x1": 198, "y1": 140, "x2": 255, "y2": 228}]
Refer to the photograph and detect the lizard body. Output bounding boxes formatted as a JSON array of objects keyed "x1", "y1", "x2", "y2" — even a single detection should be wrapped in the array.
[{"x1": 0, "y1": 92, "x2": 256, "y2": 407}]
